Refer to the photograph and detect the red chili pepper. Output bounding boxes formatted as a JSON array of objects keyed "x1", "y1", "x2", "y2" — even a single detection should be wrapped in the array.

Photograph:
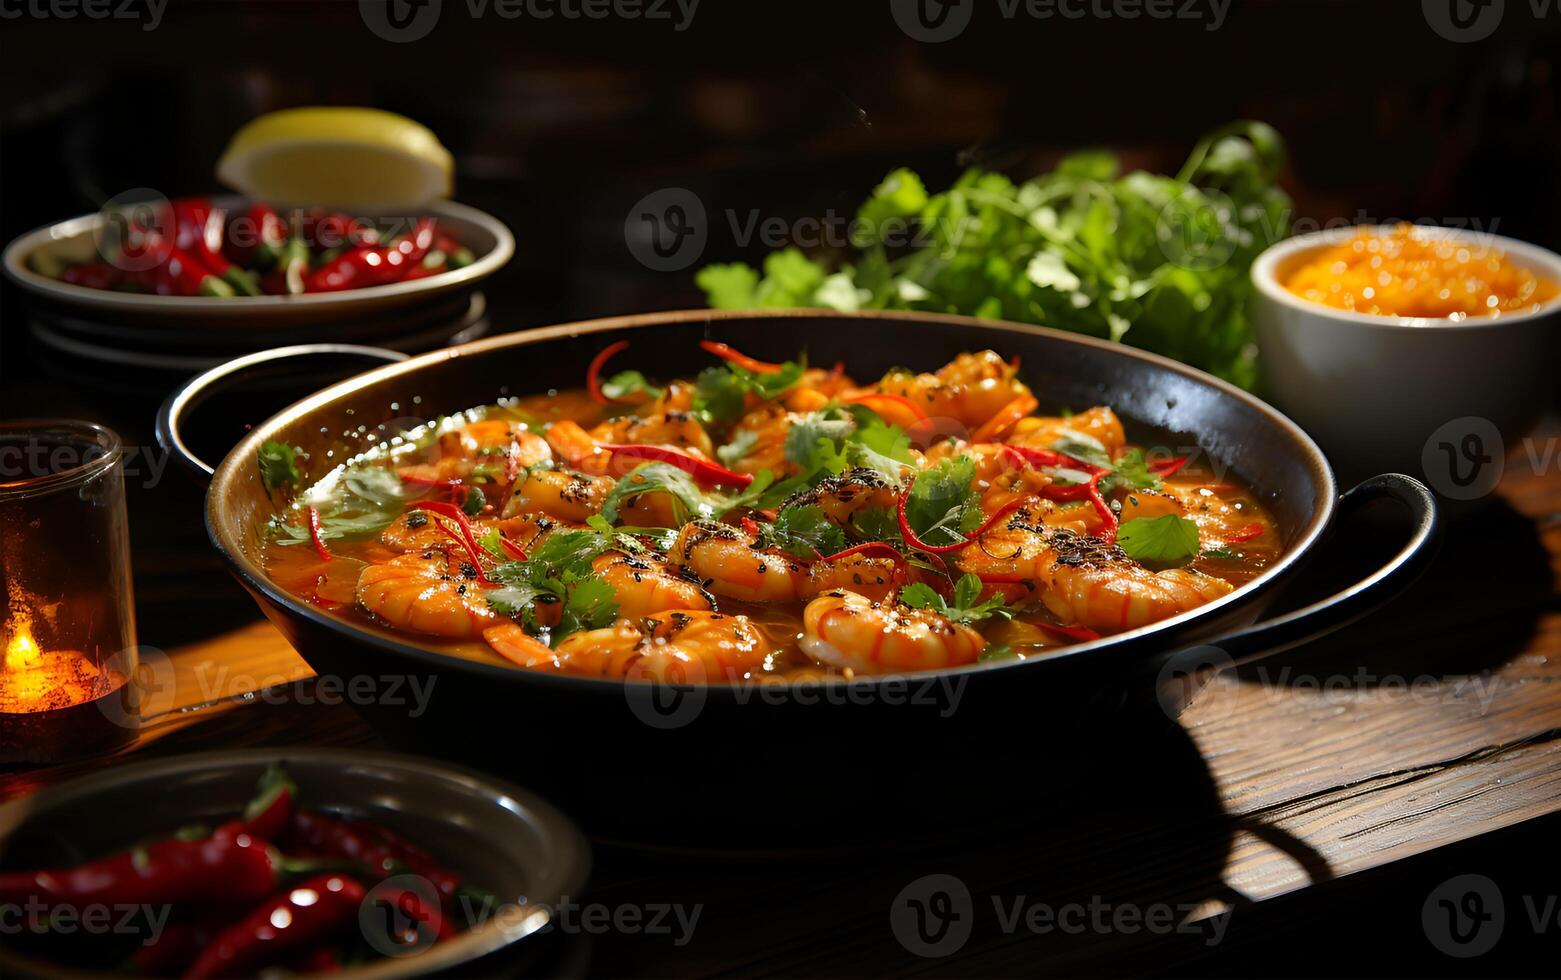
[
  {"x1": 498, "y1": 537, "x2": 527, "y2": 560},
  {"x1": 217, "y1": 762, "x2": 296, "y2": 842},
  {"x1": 812, "y1": 541, "x2": 910, "y2": 581},
  {"x1": 896, "y1": 487, "x2": 1035, "y2": 555},
  {"x1": 284, "y1": 810, "x2": 461, "y2": 898},
  {"x1": 1038, "y1": 622, "x2": 1102, "y2": 643},
  {"x1": 1003, "y1": 444, "x2": 1064, "y2": 468},
  {"x1": 303, "y1": 209, "x2": 378, "y2": 251},
  {"x1": 133, "y1": 916, "x2": 233, "y2": 976},
  {"x1": 183, "y1": 874, "x2": 366, "y2": 980},
  {"x1": 740, "y1": 516, "x2": 761, "y2": 537},
  {"x1": 143, "y1": 244, "x2": 235, "y2": 297},
  {"x1": 587, "y1": 340, "x2": 632, "y2": 405},
  {"x1": 410, "y1": 502, "x2": 500, "y2": 586},
  {"x1": 0, "y1": 833, "x2": 276, "y2": 908},
  {"x1": 1225, "y1": 522, "x2": 1266, "y2": 543},
  {"x1": 224, "y1": 203, "x2": 287, "y2": 268},
  {"x1": 841, "y1": 392, "x2": 930, "y2": 424},
  {"x1": 173, "y1": 200, "x2": 261, "y2": 295},
  {"x1": 1150, "y1": 455, "x2": 1190, "y2": 478},
  {"x1": 306, "y1": 506, "x2": 333, "y2": 562},
  {"x1": 1039, "y1": 472, "x2": 1117, "y2": 541},
  {"x1": 603, "y1": 444, "x2": 754, "y2": 487},
  {"x1": 699, "y1": 340, "x2": 784, "y2": 374},
  {"x1": 61, "y1": 262, "x2": 123, "y2": 290},
  {"x1": 304, "y1": 218, "x2": 434, "y2": 292}
]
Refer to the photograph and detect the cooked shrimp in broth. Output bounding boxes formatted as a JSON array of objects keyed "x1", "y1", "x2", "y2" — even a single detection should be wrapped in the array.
[{"x1": 261, "y1": 341, "x2": 1280, "y2": 682}]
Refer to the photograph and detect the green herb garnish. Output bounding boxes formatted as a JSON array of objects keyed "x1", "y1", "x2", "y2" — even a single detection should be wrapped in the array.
[
  {"x1": 1116, "y1": 515, "x2": 1201, "y2": 567},
  {"x1": 899, "y1": 574, "x2": 1011, "y2": 627}
]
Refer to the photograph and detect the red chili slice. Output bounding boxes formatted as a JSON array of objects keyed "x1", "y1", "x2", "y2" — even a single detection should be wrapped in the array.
[
  {"x1": 1150, "y1": 455, "x2": 1190, "y2": 478},
  {"x1": 699, "y1": 340, "x2": 784, "y2": 374},
  {"x1": 1038, "y1": 622, "x2": 1102, "y2": 643},
  {"x1": 896, "y1": 487, "x2": 1035, "y2": 555},
  {"x1": 587, "y1": 340, "x2": 632, "y2": 405},
  {"x1": 602, "y1": 444, "x2": 754, "y2": 487},
  {"x1": 1225, "y1": 522, "x2": 1266, "y2": 543},
  {"x1": 411, "y1": 502, "x2": 500, "y2": 586},
  {"x1": 306, "y1": 506, "x2": 332, "y2": 562}
]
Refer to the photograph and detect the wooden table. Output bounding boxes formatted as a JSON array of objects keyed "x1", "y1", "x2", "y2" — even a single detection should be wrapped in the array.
[{"x1": 3, "y1": 428, "x2": 1558, "y2": 976}]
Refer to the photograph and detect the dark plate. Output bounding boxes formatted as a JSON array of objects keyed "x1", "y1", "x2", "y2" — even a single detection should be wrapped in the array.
[{"x1": 0, "y1": 748, "x2": 590, "y2": 978}]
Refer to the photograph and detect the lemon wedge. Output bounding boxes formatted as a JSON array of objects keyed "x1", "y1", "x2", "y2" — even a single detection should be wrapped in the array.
[{"x1": 216, "y1": 107, "x2": 454, "y2": 210}]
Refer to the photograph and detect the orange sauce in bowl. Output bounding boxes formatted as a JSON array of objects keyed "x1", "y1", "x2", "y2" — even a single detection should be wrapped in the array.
[{"x1": 1284, "y1": 224, "x2": 1559, "y2": 320}]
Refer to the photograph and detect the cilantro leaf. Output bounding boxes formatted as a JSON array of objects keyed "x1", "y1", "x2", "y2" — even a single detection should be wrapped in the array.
[
  {"x1": 558, "y1": 578, "x2": 618, "y2": 638},
  {"x1": 759, "y1": 504, "x2": 847, "y2": 559},
  {"x1": 898, "y1": 573, "x2": 1011, "y2": 626},
  {"x1": 716, "y1": 429, "x2": 760, "y2": 466},
  {"x1": 1098, "y1": 447, "x2": 1162, "y2": 496},
  {"x1": 693, "y1": 366, "x2": 747, "y2": 422},
  {"x1": 600, "y1": 462, "x2": 774, "y2": 525},
  {"x1": 461, "y1": 486, "x2": 486, "y2": 516},
  {"x1": 1116, "y1": 515, "x2": 1201, "y2": 567},
  {"x1": 601, "y1": 370, "x2": 664, "y2": 402},
  {"x1": 904, "y1": 456, "x2": 982, "y2": 548},
  {"x1": 784, "y1": 410, "x2": 856, "y2": 469},
  {"x1": 258, "y1": 440, "x2": 302, "y2": 493}
]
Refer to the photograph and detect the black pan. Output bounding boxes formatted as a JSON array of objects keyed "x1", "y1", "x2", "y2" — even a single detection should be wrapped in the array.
[{"x1": 160, "y1": 310, "x2": 1439, "y2": 847}]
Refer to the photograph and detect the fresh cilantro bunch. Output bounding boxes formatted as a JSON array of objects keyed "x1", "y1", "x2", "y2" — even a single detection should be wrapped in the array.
[
  {"x1": 697, "y1": 122, "x2": 1289, "y2": 388},
  {"x1": 486, "y1": 529, "x2": 621, "y2": 645}
]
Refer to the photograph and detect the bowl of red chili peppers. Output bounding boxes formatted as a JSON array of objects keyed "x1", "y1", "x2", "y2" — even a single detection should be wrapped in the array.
[
  {"x1": 0, "y1": 749, "x2": 588, "y2": 978},
  {"x1": 2, "y1": 196, "x2": 513, "y2": 332}
]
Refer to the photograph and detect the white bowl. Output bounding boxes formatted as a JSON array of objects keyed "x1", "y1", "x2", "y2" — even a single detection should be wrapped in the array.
[
  {"x1": 1252, "y1": 225, "x2": 1561, "y2": 497},
  {"x1": 2, "y1": 197, "x2": 513, "y2": 330}
]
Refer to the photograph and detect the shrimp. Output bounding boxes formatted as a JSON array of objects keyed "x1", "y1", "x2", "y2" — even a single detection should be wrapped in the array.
[
  {"x1": 721, "y1": 403, "x2": 794, "y2": 476},
  {"x1": 957, "y1": 516, "x2": 1233, "y2": 631},
  {"x1": 1119, "y1": 483, "x2": 1272, "y2": 544},
  {"x1": 380, "y1": 509, "x2": 456, "y2": 552},
  {"x1": 590, "y1": 410, "x2": 714, "y2": 461},
  {"x1": 593, "y1": 551, "x2": 712, "y2": 618},
  {"x1": 1009, "y1": 406, "x2": 1126, "y2": 458},
  {"x1": 502, "y1": 469, "x2": 613, "y2": 522},
  {"x1": 801, "y1": 590, "x2": 985, "y2": 674},
  {"x1": 400, "y1": 419, "x2": 550, "y2": 487},
  {"x1": 804, "y1": 551, "x2": 901, "y2": 602},
  {"x1": 486, "y1": 611, "x2": 777, "y2": 682},
  {"x1": 875, "y1": 350, "x2": 1032, "y2": 430},
  {"x1": 357, "y1": 551, "x2": 498, "y2": 639},
  {"x1": 668, "y1": 520, "x2": 808, "y2": 603},
  {"x1": 779, "y1": 468, "x2": 901, "y2": 530}
]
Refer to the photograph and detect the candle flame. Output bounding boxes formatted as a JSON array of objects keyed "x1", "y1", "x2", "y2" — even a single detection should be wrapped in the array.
[{"x1": 4, "y1": 615, "x2": 41, "y2": 673}]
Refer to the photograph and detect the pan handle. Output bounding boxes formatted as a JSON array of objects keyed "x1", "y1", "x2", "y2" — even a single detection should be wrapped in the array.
[
  {"x1": 156, "y1": 344, "x2": 409, "y2": 482},
  {"x1": 1205, "y1": 472, "x2": 1441, "y2": 665}
]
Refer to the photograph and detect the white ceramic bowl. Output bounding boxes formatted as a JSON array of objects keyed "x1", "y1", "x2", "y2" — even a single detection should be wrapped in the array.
[
  {"x1": 1253, "y1": 225, "x2": 1561, "y2": 495},
  {"x1": 2, "y1": 198, "x2": 513, "y2": 330}
]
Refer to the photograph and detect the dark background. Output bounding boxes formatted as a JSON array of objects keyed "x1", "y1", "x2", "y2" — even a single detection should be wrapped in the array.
[
  {"x1": 2, "y1": 0, "x2": 1559, "y2": 334},
  {"x1": 0, "y1": 2, "x2": 1558, "y2": 976}
]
